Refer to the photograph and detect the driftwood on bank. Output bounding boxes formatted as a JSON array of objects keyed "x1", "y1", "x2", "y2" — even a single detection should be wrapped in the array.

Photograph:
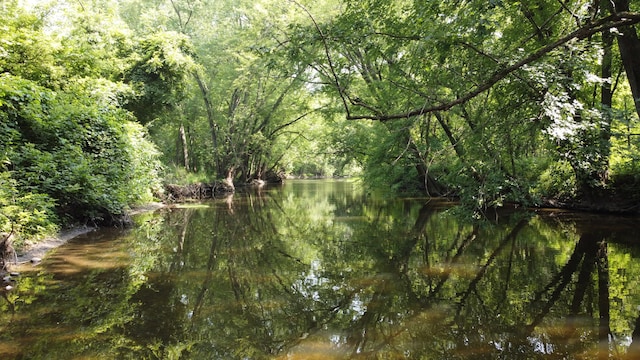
[{"x1": 164, "y1": 182, "x2": 235, "y2": 202}]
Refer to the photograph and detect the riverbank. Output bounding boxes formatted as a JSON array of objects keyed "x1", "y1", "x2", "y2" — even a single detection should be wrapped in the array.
[
  {"x1": 14, "y1": 226, "x2": 97, "y2": 265},
  {"x1": 10, "y1": 202, "x2": 167, "y2": 269},
  {"x1": 539, "y1": 188, "x2": 640, "y2": 215},
  {"x1": 8, "y1": 181, "x2": 238, "y2": 269},
  {"x1": 7, "y1": 183, "x2": 234, "y2": 269},
  {"x1": 8, "y1": 184, "x2": 639, "y2": 271}
]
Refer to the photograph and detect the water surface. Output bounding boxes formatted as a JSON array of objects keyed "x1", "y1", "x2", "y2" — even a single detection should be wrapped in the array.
[{"x1": 2, "y1": 179, "x2": 640, "y2": 359}]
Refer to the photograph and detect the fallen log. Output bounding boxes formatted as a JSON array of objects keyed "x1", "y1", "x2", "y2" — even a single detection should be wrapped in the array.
[{"x1": 163, "y1": 182, "x2": 235, "y2": 202}]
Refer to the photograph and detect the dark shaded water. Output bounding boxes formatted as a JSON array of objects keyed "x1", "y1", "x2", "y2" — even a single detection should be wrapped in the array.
[{"x1": 2, "y1": 179, "x2": 640, "y2": 359}]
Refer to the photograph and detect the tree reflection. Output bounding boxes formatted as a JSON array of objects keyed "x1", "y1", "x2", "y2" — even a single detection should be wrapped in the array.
[{"x1": 2, "y1": 181, "x2": 640, "y2": 359}]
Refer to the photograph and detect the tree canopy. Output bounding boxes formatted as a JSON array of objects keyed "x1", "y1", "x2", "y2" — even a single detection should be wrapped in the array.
[{"x1": 284, "y1": 0, "x2": 640, "y2": 207}]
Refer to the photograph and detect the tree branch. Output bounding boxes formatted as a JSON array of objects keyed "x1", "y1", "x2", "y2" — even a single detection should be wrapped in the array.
[
  {"x1": 289, "y1": 0, "x2": 352, "y2": 117},
  {"x1": 344, "y1": 12, "x2": 640, "y2": 121},
  {"x1": 268, "y1": 105, "x2": 329, "y2": 138}
]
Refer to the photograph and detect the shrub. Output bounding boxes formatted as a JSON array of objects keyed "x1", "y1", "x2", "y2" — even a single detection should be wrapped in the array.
[
  {"x1": 2, "y1": 74, "x2": 162, "y2": 226},
  {"x1": 531, "y1": 160, "x2": 577, "y2": 201},
  {"x1": 0, "y1": 172, "x2": 58, "y2": 246}
]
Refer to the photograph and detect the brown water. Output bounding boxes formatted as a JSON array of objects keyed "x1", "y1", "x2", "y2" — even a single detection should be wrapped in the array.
[{"x1": 1, "y1": 179, "x2": 640, "y2": 359}]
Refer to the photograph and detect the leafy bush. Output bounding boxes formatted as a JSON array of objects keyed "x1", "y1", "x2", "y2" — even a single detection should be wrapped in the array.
[
  {"x1": 609, "y1": 149, "x2": 640, "y2": 200},
  {"x1": 1, "y1": 73, "x2": 162, "y2": 226},
  {"x1": 163, "y1": 164, "x2": 211, "y2": 185},
  {"x1": 0, "y1": 4, "x2": 174, "y2": 247},
  {"x1": 531, "y1": 160, "x2": 577, "y2": 201},
  {"x1": 0, "y1": 172, "x2": 58, "y2": 246},
  {"x1": 362, "y1": 144, "x2": 423, "y2": 197},
  {"x1": 609, "y1": 116, "x2": 640, "y2": 198},
  {"x1": 122, "y1": 122, "x2": 164, "y2": 204}
]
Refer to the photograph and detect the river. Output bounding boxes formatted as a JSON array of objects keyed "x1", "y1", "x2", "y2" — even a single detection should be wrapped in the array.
[{"x1": 1, "y1": 179, "x2": 640, "y2": 359}]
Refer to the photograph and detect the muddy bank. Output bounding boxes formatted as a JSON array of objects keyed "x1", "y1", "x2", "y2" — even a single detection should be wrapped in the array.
[
  {"x1": 13, "y1": 226, "x2": 97, "y2": 266},
  {"x1": 539, "y1": 189, "x2": 640, "y2": 215},
  {"x1": 10, "y1": 202, "x2": 167, "y2": 269},
  {"x1": 8, "y1": 182, "x2": 236, "y2": 268}
]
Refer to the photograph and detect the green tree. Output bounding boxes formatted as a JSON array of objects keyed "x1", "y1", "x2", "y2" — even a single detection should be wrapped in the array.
[
  {"x1": 0, "y1": 1, "x2": 164, "y2": 246},
  {"x1": 283, "y1": 0, "x2": 640, "y2": 208},
  {"x1": 121, "y1": 0, "x2": 335, "y2": 184},
  {"x1": 124, "y1": 31, "x2": 197, "y2": 124}
]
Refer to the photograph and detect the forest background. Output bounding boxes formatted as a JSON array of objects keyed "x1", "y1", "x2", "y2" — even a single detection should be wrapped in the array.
[{"x1": 1, "y1": 0, "x2": 640, "y2": 249}]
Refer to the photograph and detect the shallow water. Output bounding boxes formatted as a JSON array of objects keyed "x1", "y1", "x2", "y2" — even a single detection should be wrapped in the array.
[{"x1": 1, "y1": 179, "x2": 640, "y2": 359}]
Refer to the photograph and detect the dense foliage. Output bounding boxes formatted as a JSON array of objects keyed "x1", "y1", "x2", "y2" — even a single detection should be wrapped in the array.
[
  {"x1": 1, "y1": 0, "x2": 640, "y2": 246},
  {"x1": 0, "y1": 2, "x2": 167, "y2": 247},
  {"x1": 283, "y1": 0, "x2": 640, "y2": 207}
]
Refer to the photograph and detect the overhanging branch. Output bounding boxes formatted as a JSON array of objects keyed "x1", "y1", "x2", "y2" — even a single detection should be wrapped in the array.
[
  {"x1": 289, "y1": 0, "x2": 352, "y2": 118},
  {"x1": 344, "y1": 12, "x2": 640, "y2": 121}
]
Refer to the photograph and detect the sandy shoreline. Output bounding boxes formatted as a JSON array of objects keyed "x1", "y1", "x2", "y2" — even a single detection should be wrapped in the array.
[
  {"x1": 14, "y1": 226, "x2": 97, "y2": 265},
  {"x1": 11, "y1": 202, "x2": 166, "y2": 268}
]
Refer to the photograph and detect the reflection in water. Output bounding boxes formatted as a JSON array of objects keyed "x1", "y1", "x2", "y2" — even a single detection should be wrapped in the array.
[{"x1": 1, "y1": 179, "x2": 640, "y2": 359}]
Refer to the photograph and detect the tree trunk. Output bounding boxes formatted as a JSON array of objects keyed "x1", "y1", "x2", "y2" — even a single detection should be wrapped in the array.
[
  {"x1": 599, "y1": 0, "x2": 615, "y2": 183},
  {"x1": 403, "y1": 128, "x2": 446, "y2": 196},
  {"x1": 223, "y1": 167, "x2": 236, "y2": 191},
  {"x1": 613, "y1": 0, "x2": 640, "y2": 119},
  {"x1": 179, "y1": 122, "x2": 190, "y2": 172},
  {"x1": 193, "y1": 70, "x2": 221, "y2": 176},
  {"x1": 0, "y1": 230, "x2": 14, "y2": 271}
]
